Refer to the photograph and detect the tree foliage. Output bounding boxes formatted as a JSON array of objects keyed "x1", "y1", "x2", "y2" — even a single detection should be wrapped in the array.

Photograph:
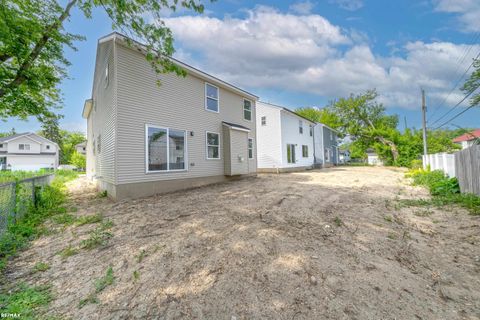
[
  {"x1": 0, "y1": 0, "x2": 208, "y2": 123},
  {"x1": 462, "y1": 58, "x2": 480, "y2": 107},
  {"x1": 70, "y1": 151, "x2": 86, "y2": 169},
  {"x1": 295, "y1": 107, "x2": 342, "y2": 129}
]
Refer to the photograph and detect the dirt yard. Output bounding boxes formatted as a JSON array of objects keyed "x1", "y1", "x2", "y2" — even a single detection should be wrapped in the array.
[{"x1": 6, "y1": 166, "x2": 480, "y2": 319}]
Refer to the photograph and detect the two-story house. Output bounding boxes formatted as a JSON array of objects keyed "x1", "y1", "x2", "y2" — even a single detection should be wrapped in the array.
[
  {"x1": 0, "y1": 133, "x2": 59, "y2": 171},
  {"x1": 83, "y1": 33, "x2": 258, "y2": 200},
  {"x1": 256, "y1": 101, "x2": 315, "y2": 172},
  {"x1": 313, "y1": 123, "x2": 340, "y2": 167}
]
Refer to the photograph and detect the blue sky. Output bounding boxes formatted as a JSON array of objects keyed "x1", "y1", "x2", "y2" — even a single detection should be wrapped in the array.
[{"x1": 3, "y1": 0, "x2": 480, "y2": 134}]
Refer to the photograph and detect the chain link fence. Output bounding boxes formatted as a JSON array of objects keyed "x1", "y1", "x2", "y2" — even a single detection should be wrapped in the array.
[{"x1": 0, "y1": 174, "x2": 54, "y2": 235}]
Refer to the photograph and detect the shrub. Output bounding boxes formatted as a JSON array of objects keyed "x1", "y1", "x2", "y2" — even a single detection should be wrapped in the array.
[{"x1": 410, "y1": 159, "x2": 423, "y2": 169}]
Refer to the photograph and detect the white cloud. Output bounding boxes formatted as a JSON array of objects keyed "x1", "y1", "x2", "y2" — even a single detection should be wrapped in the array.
[
  {"x1": 164, "y1": 6, "x2": 479, "y2": 110},
  {"x1": 329, "y1": 0, "x2": 364, "y2": 11},
  {"x1": 289, "y1": 1, "x2": 315, "y2": 15},
  {"x1": 434, "y1": 0, "x2": 480, "y2": 32}
]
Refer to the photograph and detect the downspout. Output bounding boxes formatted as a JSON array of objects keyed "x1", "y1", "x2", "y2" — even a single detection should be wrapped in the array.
[
  {"x1": 312, "y1": 123, "x2": 316, "y2": 167},
  {"x1": 320, "y1": 124, "x2": 325, "y2": 167}
]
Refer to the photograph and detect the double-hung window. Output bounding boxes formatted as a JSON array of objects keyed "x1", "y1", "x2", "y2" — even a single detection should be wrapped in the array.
[
  {"x1": 19, "y1": 144, "x2": 30, "y2": 151},
  {"x1": 261, "y1": 116, "x2": 267, "y2": 126},
  {"x1": 205, "y1": 83, "x2": 219, "y2": 112},
  {"x1": 243, "y1": 100, "x2": 252, "y2": 121},
  {"x1": 287, "y1": 144, "x2": 296, "y2": 163},
  {"x1": 302, "y1": 145, "x2": 308, "y2": 157},
  {"x1": 309, "y1": 125, "x2": 313, "y2": 137},
  {"x1": 147, "y1": 125, "x2": 186, "y2": 172},
  {"x1": 206, "y1": 132, "x2": 220, "y2": 159},
  {"x1": 248, "y1": 138, "x2": 253, "y2": 159},
  {"x1": 299, "y1": 120, "x2": 303, "y2": 134}
]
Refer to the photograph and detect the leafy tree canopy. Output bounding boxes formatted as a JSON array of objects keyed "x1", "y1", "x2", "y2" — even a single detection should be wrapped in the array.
[{"x1": 0, "y1": 0, "x2": 207, "y2": 124}]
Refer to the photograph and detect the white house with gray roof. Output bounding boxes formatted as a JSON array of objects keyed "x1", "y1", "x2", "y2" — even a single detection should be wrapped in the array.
[
  {"x1": 0, "y1": 133, "x2": 58, "y2": 171},
  {"x1": 256, "y1": 101, "x2": 315, "y2": 172},
  {"x1": 83, "y1": 33, "x2": 258, "y2": 200}
]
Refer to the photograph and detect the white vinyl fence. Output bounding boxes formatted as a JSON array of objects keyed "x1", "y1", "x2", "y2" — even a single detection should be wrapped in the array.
[{"x1": 422, "y1": 153, "x2": 456, "y2": 178}]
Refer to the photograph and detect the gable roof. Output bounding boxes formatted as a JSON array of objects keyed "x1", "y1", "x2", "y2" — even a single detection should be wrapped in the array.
[
  {"x1": 0, "y1": 132, "x2": 57, "y2": 145},
  {"x1": 452, "y1": 129, "x2": 480, "y2": 143},
  {"x1": 97, "y1": 32, "x2": 259, "y2": 101},
  {"x1": 258, "y1": 101, "x2": 315, "y2": 124}
]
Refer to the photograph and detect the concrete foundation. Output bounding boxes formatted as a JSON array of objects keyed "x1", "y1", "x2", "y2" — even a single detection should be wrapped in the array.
[
  {"x1": 95, "y1": 174, "x2": 255, "y2": 200},
  {"x1": 257, "y1": 166, "x2": 314, "y2": 173}
]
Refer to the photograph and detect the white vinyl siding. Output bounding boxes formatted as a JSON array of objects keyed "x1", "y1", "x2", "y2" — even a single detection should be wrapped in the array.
[
  {"x1": 205, "y1": 83, "x2": 219, "y2": 112},
  {"x1": 206, "y1": 131, "x2": 220, "y2": 159},
  {"x1": 261, "y1": 116, "x2": 266, "y2": 126}
]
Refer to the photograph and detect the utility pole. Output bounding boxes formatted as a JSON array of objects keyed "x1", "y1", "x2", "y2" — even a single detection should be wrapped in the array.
[{"x1": 421, "y1": 89, "x2": 428, "y2": 156}]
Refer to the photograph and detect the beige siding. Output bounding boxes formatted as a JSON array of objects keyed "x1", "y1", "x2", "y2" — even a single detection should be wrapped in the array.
[
  {"x1": 228, "y1": 129, "x2": 249, "y2": 175},
  {"x1": 114, "y1": 42, "x2": 256, "y2": 185},
  {"x1": 89, "y1": 41, "x2": 117, "y2": 184}
]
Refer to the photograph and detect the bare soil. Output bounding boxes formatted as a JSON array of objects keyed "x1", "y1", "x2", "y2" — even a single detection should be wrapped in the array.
[{"x1": 6, "y1": 167, "x2": 480, "y2": 319}]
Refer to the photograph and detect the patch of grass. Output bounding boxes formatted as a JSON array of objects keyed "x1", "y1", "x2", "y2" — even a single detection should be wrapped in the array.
[
  {"x1": 97, "y1": 190, "x2": 108, "y2": 198},
  {"x1": 76, "y1": 213, "x2": 103, "y2": 226},
  {"x1": 0, "y1": 284, "x2": 52, "y2": 318},
  {"x1": 33, "y1": 262, "x2": 50, "y2": 272},
  {"x1": 0, "y1": 171, "x2": 78, "y2": 272},
  {"x1": 333, "y1": 216, "x2": 343, "y2": 227},
  {"x1": 78, "y1": 293, "x2": 99, "y2": 308},
  {"x1": 414, "y1": 209, "x2": 433, "y2": 217},
  {"x1": 51, "y1": 212, "x2": 77, "y2": 225},
  {"x1": 94, "y1": 267, "x2": 115, "y2": 293},
  {"x1": 136, "y1": 249, "x2": 147, "y2": 263},
  {"x1": 57, "y1": 246, "x2": 79, "y2": 260},
  {"x1": 387, "y1": 232, "x2": 397, "y2": 240},
  {"x1": 133, "y1": 270, "x2": 140, "y2": 281},
  {"x1": 383, "y1": 215, "x2": 393, "y2": 222},
  {"x1": 80, "y1": 220, "x2": 113, "y2": 250}
]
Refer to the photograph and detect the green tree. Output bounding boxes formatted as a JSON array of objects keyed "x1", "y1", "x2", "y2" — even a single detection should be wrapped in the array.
[
  {"x1": 60, "y1": 130, "x2": 85, "y2": 164},
  {"x1": 0, "y1": 0, "x2": 208, "y2": 124},
  {"x1": 295, "y1": 107, "x2": 342, "y2": 129},
  {"x1": 328, "y1": 90, "x2": 400, "y2": 162},
  {"x1": 462, "y1": 58, "x2": 480, "y2": 107},
  {"x1": 70, "y1": 151, "x2": 86, "y2": 170}
]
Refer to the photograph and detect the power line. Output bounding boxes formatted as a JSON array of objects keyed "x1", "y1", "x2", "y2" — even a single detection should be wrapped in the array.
[
  {"x1": 429, "y1": 50, "x2": 480, "y2": 127},
  {"x1": 428, "y1": 32, "x2": 480, "y2": 122},
  {"x1": 432, "y1": 103, "x2": 476, "y2": 130},
  {"x1": 429, "y1": 87, "x2": 476, "y2": 128}
]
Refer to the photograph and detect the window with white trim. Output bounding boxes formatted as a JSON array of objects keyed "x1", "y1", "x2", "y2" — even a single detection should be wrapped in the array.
[
  {"x1": 248, "y1": 138, "x2": 253, "y2": 159},
  {"x1": 243, "y1": 100, "x2": 252, "y2": 121},
  {"x1": 299, "y1": 120, "x2": 303, "y2": 134},
  {"x1": 104, "y1": 63, "x2": 109, "y2": 88},
  {"x1": 261, "y1": 116, "x2": 266, "y2": 126},
  {"x1": 287, "y1": 144, "x2": 296, "y2": 163},
  {"x1": 206, "y1": 132, "x2": 220, "y2": 159},
  {"x1": 19, "y1": 144, "x2": 30, "y2": 151},
  {"x1": 147, "y1": 125, "x2": 186, "y2": 172},
  {"x1": 302, "y1": 145, "x2": 308, "y2": 157},
  {"x1": 205, "y1": 83, "x2": 219, "y2": 112}
]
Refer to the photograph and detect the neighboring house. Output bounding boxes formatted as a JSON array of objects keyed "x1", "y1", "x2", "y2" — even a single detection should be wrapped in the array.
[
  {"x1": 339, "y1": 149, "x2": 351, "y2": 164},
  {"x1": 366, "y1": 149, "x2": 383, "y2": 166},
  {"x1": 256, "y1": 102, "x2": 315, "y2": 172},
  {"x1": 313, "y1": 123, "x2": 339, "y2": 167},
  {"x1": 452, "y1": 129, "x2": 480, "y2": 149},
  {"x1": 75, "y1": 142, "x2": 87, "y2": 155},
  {"x1": 83, "y1": 33, "x2": 258, "y2": 200},
  {"x1": 0, "y1": 133, "x2": 58, "y2": 171}
]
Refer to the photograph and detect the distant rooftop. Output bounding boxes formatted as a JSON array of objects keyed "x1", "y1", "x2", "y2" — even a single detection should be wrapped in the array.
[{"x1": 452, "y1": 129, "x2": 480, "y2": 143}]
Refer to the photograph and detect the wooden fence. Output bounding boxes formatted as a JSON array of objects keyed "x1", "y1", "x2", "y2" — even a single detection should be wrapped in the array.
[{"x1": 455, "y1": 145, "x2": 480, "y2": 196}]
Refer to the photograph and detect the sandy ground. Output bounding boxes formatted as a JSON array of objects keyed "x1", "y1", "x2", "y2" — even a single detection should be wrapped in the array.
[{"x1": 5, "y1": 166, "x2": 480, "y2": 319}]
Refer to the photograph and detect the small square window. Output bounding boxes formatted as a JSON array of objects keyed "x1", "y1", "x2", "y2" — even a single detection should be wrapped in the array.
[
  {"x1": 261, "y1": 116, "x2": 266, "y2": 126},
  {"x1": 0, "y1": 144, "x2": 3, "y2": 148},
  {"x1": 46, "y1": 145, "x2": 50, "y2": 150}
]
